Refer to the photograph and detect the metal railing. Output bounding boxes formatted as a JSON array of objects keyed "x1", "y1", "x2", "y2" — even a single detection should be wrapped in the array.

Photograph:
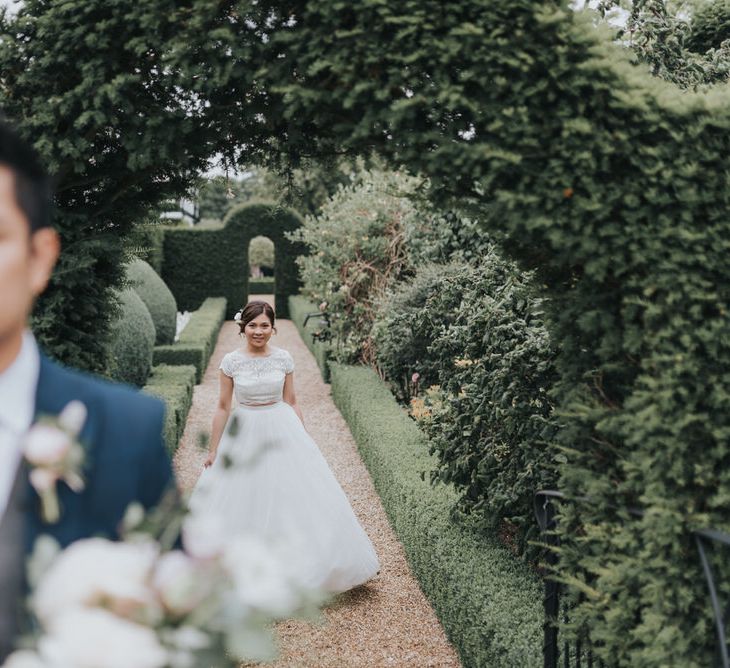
[
  {"x1": 302, "y1": 310, "x2": 330, "y2": 343},
  {"x1": 534, "y1": 491, "x2": 730, "y2": 668}
]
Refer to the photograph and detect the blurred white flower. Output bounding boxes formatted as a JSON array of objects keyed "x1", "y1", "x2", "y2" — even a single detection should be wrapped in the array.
[
  {"x1": 33, "y1": 538, "x2": 159, "y2": 624},
  {"x1": 57, "y1": 400, "x2": 87, "y2": 435},
  {"x1": 181, "y1": 512, "x2": 227, "y2": 560},
  {"x1": 23, "y1": 426, "x2": 72, "y2": 467},
  {"x1": 223, "y1": 536, "x2": 299, "y2": 616},
  {"x1": 28, "y1": 468, "x2": 56, "y2": 493},
  {"x1": 1, "y1": 650, "x2": 47, "y2": 668},
  {"x1": 38, "y1": 608, "x2": 168, "y2": 668},
  {"x1": 233, "y1": 310, "x2": 243, "y2": 322},
  {"x1": 168, "y1": 626, "x2": 210, "y2": 651},
  {"x1": 153, "y1": 551, "x2": 212, "y2": 616}
]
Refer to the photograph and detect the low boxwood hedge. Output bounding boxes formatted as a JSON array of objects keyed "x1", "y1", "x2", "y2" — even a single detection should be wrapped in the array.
[
  {"x1": 248, "y1": 277, "x2": 275, "y2": 293},
  {"x1": 143, "y1": 363, "x2": 197, "y2": 454},
  {"x1": 153, "y1": 297, "x2": 226, "y2": 382},
  {"x1": 288, "y1": 295, "x2": 330, "y2": 382},
  {"x1": 330, "y1": 362, "x2": 542, "y2": 668}
]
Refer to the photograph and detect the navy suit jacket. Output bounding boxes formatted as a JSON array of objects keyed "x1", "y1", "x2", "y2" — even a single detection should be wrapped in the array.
[{"x1": 24, "y1": 354, "x2": 174, "y2": 552}]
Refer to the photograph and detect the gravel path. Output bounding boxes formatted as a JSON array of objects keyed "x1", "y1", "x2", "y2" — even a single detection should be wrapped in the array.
[{"x1": 173, "y1": 299, "x2": 461, "y2": 668}]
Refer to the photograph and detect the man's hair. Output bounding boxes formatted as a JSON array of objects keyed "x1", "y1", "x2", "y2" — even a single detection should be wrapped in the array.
[{"x1": 0, "y1": 118, "x2": 53, "y2": 233}]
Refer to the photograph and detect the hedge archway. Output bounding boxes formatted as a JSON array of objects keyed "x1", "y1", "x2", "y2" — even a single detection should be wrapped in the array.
[{"x1": 161, "y1": 203, "x2": 304, "y2": 319}]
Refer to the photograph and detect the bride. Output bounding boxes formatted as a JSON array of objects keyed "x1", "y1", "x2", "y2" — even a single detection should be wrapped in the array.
[{"x1": 189, "y1": 300, "x2": 380, "y2": 594}]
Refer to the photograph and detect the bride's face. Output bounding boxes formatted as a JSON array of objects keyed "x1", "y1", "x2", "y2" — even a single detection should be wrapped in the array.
[{"x1": 244, "y1": 312, "x2": 274, "y2": 349}]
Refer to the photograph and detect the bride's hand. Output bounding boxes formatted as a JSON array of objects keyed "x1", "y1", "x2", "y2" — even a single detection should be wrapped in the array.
[{"x1": 203, "y1": 454, "x2": 216, "y2": 468}]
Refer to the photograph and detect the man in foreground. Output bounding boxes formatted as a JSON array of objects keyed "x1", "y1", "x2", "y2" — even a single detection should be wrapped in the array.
[{"x1": 0, "y1": 119, "x2": 175, "y2": 661}]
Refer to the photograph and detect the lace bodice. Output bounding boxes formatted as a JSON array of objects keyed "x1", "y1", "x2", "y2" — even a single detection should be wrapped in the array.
[{"x1": 219, "y1": 348, "x2": 294, "y2": 406}]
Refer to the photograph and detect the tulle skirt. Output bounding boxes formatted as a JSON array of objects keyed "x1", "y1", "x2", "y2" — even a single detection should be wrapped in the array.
[{"x1": 189, "y1": 401, "x2": 380, "y2": 594}]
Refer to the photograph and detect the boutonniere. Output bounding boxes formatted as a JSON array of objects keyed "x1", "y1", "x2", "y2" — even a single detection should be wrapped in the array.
[{"x1": 22, "y1": 400, "x2": 87, "y2": 524}]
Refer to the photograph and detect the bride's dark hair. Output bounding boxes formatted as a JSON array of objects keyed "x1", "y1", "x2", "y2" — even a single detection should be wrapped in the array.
[{"x1": 237, "y1": 301, "x2": 276, "y2": 334}]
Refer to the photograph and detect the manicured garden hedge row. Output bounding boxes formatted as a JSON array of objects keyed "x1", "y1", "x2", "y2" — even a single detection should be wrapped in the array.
[
  {"x1": 162, "y1": 203, "x2": 304, "y2": 319},
  {"x1": 143, "y1": 363, "x2": 197, "y2": 454},
  {"x1": 248, "y1": 277, "x2": 275, "y2": 294},
  {"x1": 153, "y1": 297, "x2": 226, "y2": 382},
  {"x1": 288, "y1": 296, "x2": 330, "y2": 382},
  {"x1": 329, "y1": 362, "x2": 542, "y2": 667}
]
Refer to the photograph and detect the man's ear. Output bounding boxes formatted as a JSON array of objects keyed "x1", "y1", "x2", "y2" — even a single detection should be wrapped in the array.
[{"x1": 29, "y1": 227, "x2": 60, "y2": 297}]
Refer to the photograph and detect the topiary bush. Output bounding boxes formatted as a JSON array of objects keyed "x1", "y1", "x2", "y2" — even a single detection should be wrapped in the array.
[
  {"x1": 126, "y1": 258, "x2": 177, "y2": 345},
  {"x1": 162, "y1": 203, "x2": 303, "y2": 319},
  {"x1": 249, "y1": 235, "x2": 275, "y2": 275},
  {"x1": 108, "y1": 288, "x2": 155, "y2": 387}
]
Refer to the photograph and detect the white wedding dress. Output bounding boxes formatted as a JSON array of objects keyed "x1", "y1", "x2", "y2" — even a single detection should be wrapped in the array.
[{"x1": 189, "y1": 347, "x2": 380, "y2": 593}]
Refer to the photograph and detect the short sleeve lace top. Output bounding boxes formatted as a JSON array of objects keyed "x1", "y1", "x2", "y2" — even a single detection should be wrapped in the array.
[{"x1": 219, "y1": 347, "x2": 294, "y2": 406}]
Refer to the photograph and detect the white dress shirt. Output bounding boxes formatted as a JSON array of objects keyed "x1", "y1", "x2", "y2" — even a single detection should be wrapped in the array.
[{"x1": 0, "y1": 331, "x2": 40, "y2": 518}]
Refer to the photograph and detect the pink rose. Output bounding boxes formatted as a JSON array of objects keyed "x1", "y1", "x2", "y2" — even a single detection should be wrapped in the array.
[
  {"x1": 24, "y1": 426, "x2": 72, "y2": 466},
  {"x1": 411, "y1": 372, "x2": 420, "y2": 384}
]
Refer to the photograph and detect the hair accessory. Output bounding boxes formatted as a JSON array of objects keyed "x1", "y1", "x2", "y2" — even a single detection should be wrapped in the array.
[{"x1": 233, "y1": 310, "x2": 243, "y2": 322}]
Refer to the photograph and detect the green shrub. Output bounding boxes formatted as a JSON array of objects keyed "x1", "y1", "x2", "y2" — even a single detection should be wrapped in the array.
[
  {"x1": 249, "y1": 235, "x2": 275, "y2": 273},
  {"x1": 248, "y1": 277, "x2": 275, "y2": 294},
  {"x1": 143, "y1": 363, "x2": 197, "y2": 454},
  {"x1": 108, "y1": 288, "x2": 155, "y2": 387},
  {"x1": 126, "y1": 258, "x2": 177, "y2": 345},
  {"x1": 153, "y1": 345, "x2": 206, "y2": 383},
  {"x1": 162, "y1": 203, "x2": 303, "y2": 318},
  {"x1": 153, "y1": 297, "x2": 226, "y2": 382},
  {"x1": 372, "y1": 263, "x2": 465, "y2": 401},
  {"x1": 373, "y1": 252, "x2": 557, "y2": 552},
  {"x1": 288, "y1": 295, "x2": 330, "y2": 382},
  {"x1": 403, "y1": 209, "x2": 493, "y2": 268},
  {"x1": 426, "y1": 256, "x2": 557, "y2": 552},
  {"x1": 330, "y1": 363, "x2": 542, "y2": 667},
  {"x1": 290, "y1": 168, "x2": 419, "y2": 364},
  {"x1": 689, "y1": 0, "x2": 730, "y2": 53},
  {"x1": 177, "y1": 297, "x2": 226, "y2": 358}
]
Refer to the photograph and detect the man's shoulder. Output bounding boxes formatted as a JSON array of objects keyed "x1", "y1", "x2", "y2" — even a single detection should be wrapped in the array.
[{"x1": 39, "y1": 355, "x2": 164, "y2": 418}]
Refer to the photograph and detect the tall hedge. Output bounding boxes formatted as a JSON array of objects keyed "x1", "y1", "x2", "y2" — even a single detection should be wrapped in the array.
[
  {"x1": 213, "y1": 1, "x2": 730, "y2": 663},
  {"x1": 161, "y1": 203, "x2": 304, "y2": 319},
  {"x1": 108, "y1": 288, "x2": 155, "y2": 387},
  {"x1": 126, "y1": 258, "x2": 177, "y2": 345}
]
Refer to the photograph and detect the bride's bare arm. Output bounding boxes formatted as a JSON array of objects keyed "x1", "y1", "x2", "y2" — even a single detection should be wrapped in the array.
[
  {"x1": 283, "y1": 373, "x2": 305, "y2": 427},
  {"x1": 204, "y1": 371, "x2": 234, "y2": 468}
]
